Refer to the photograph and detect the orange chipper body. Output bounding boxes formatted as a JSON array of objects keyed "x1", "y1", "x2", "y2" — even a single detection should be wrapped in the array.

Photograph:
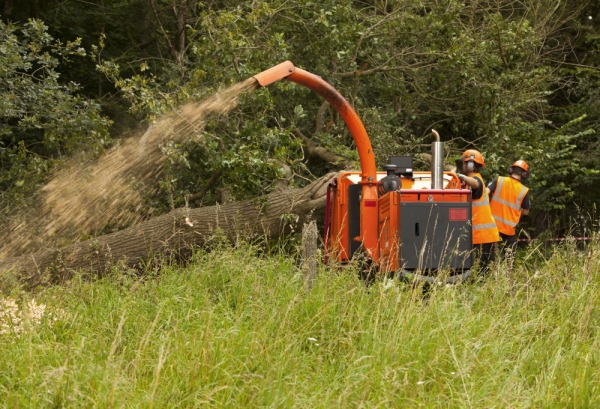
[{"x1": 254, "y1": 61, "x2": 473, "y2": 280}]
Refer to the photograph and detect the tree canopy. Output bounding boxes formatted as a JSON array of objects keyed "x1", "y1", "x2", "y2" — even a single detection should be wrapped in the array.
[
  {"x1": 0, "y1": 17, "x2": 111, "y2": 209},
  {"x1": 0, "y1": 0, "x2": 599, "y2": 238}
]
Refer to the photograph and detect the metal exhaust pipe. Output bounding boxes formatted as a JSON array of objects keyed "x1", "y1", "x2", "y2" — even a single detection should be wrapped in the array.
[{"x1": 431, "y1": 129, "x2": 444, "y2": 190}]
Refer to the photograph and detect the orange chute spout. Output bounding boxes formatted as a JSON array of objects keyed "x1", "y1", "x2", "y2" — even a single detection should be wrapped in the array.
[{"x1": 253, "y1": 61, "x2": 379, "y2": 260}]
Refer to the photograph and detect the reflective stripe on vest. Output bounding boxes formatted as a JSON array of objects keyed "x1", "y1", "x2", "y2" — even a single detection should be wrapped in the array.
[
  {"x1": 472, "y1": 197, "x2": 490, "y2": 207},
  {"x1": 473, "y1": 222, "x2": 499, "y2": 230},
  {"x1": 490, "y1": 176, "x2": 529, "y2": 236},
  {"x1": 471, "y1": 173, "x2": 500, "y2": 245},
  {"x1": 493, "y1": 215, "x2": 518, "y2": 228}
]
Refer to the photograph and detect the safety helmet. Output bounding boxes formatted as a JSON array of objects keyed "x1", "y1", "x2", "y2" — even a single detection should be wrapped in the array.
[
  {"x1": 509, "y1": 159, "x2": 529, "y2": 179},
  {"x1": 461, "y1": 149, "x2": 485, "y2": 168},
  {"x1": 510, "y1": 160, "x2": 529, "y2": 172}
]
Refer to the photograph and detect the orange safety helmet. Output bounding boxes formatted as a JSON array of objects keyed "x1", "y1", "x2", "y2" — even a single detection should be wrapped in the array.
[
  {"x1": 461, "y1": 149, "x2": 485, "y2": 171},
  {"x1": 509, "y1": 159, "x2": 529, "y2": 179},
  {"x1": 510, "y1": 160, "x2": 529, "y2": 172}
]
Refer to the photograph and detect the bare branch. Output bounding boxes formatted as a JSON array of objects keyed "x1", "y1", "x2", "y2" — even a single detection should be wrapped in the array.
[
  {"x1": 188, "y1": 168, "x2": 223, "y2": 204},
  {"x1": 336, "y1": 58, "x2": 438, "y2": 78},
  {"x1": 150, "y1": 0, "x2": 178, "y2": 62},
  {"x1": 293, "y1": 128, "x2": 351, "y2": 169}
]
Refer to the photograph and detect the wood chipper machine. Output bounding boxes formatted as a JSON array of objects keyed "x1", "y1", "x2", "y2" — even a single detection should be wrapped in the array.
[{"x1": 253, "y1": 61, "x2": 473, "y2": 283}]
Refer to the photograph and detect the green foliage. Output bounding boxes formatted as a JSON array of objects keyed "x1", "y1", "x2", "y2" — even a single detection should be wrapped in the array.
[
  {"x1": 525, "y1": 120, "x2": 597, "y2": 212},
  {"x1": 484, "y1": 116, "x2": 598, "y2": 212},
  {"x1": 1, "y1": 0, "x2": 599, "y2": 229},
  {"x1": 89, "y1": 0, "x2": 597, "y2": 216},
  {"x1": 2, "y1": 241, "x2": 600, "y2": 406},
  {"x1": 546, "y1": 3, "x2": 600, "y2": 212},
  {"x1": 0, "y1": 19, "x2": 111, "y2": 206}
]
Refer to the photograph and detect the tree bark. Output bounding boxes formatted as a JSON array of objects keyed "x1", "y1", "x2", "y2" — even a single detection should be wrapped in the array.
[{"x1": 0, "y1": 172, "x2": 337, "y2": 289}]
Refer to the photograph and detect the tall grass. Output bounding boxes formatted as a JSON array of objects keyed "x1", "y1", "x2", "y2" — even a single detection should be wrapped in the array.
[{"x1": 1, "y1": 240, "x2": 599, "y2": 407}]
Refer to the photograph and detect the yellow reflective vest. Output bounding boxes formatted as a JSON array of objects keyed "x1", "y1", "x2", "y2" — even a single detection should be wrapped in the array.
[
  {"x1": 471, "y1": 173, "x2": 500, "y2": 245},
  {"x1": 490, "y1": 176, "x2": 529, "y2": 236}
]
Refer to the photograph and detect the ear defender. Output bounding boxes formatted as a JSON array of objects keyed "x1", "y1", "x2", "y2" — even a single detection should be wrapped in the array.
[
  {"x1": 509, "y1": 166, "x2": 529, "y2": 180},
  {"x1": 467, "y1": 161, "x2": 475, "y2": 172}
]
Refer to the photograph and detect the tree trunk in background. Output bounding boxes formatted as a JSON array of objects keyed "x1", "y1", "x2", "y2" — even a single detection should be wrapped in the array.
[
  {"x1": 3, "y1": 0, "x2": 13, "y2": 16},
  {"x1": 0, "y1": 172, "x2": 337, "y2": 289},
  {"x1": 174, "y1": 0, "x2": 187, "y2": 70},
  {"x1": 31, "y1": 0, "x2": 39, "y2": 18}
]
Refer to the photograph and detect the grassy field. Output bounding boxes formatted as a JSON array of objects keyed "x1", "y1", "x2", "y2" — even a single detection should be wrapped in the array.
[{"x1": 1, "y1": 240, "x2": 599, "y2": 408}]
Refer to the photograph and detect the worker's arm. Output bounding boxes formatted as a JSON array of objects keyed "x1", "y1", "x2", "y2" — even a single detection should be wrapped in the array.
[
  {"x1": 456, "y1": 173, "x2": 480, "y2": 190},
  {"x1": 487, "y1": 177, "x2": 499, "y2": 197},
  {"x1": 520, "y1": 192, "x2": 531, "y2": 216}
]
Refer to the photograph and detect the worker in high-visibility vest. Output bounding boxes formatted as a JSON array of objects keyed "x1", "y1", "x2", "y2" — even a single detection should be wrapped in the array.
[
  {"x1": 487, "y1": 160, "x2": 531, "y2": 266},
  {"x1": 456, "y1": 149, "x2": 500, "y2": 276}
]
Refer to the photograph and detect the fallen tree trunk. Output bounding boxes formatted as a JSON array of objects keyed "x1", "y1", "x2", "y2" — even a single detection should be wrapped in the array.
[{"x1": 0, "y1": 172, "x2": 337, "y2": 289}]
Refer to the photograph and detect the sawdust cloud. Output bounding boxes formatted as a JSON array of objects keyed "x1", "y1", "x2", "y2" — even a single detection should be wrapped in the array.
[{"x1": 1, "y1": 78, "x2": 259, "y2": 258}]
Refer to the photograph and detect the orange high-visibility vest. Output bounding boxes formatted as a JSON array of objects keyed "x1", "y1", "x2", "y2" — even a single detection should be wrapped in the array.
[
  {"x1": 471, "y1": 173, "x2": 500, "y2": 245},
  {"x1": 490, "y1": 176, "x2": 529, "y2": 236}
]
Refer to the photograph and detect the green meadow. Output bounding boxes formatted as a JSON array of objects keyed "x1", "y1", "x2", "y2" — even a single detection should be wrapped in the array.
[{"x1": 1, "y1": 240, "x2": 599, "y2": 408}]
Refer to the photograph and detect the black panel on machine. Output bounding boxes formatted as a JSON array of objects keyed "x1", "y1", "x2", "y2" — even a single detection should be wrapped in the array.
[
  {"x1": 388, "y1": 156, "x2": 414, "y2": 178},
  {"x1": 347, "y1": 184, "x2": 362, "y2": 259},
  {"x1": 400, "y1": 202, "x2": 473, "y2": 270}
]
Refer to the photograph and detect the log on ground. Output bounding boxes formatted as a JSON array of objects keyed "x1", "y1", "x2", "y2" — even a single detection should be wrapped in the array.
[{"x1": 0, "y1": 172, "x2": 337, "y2": 288}]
